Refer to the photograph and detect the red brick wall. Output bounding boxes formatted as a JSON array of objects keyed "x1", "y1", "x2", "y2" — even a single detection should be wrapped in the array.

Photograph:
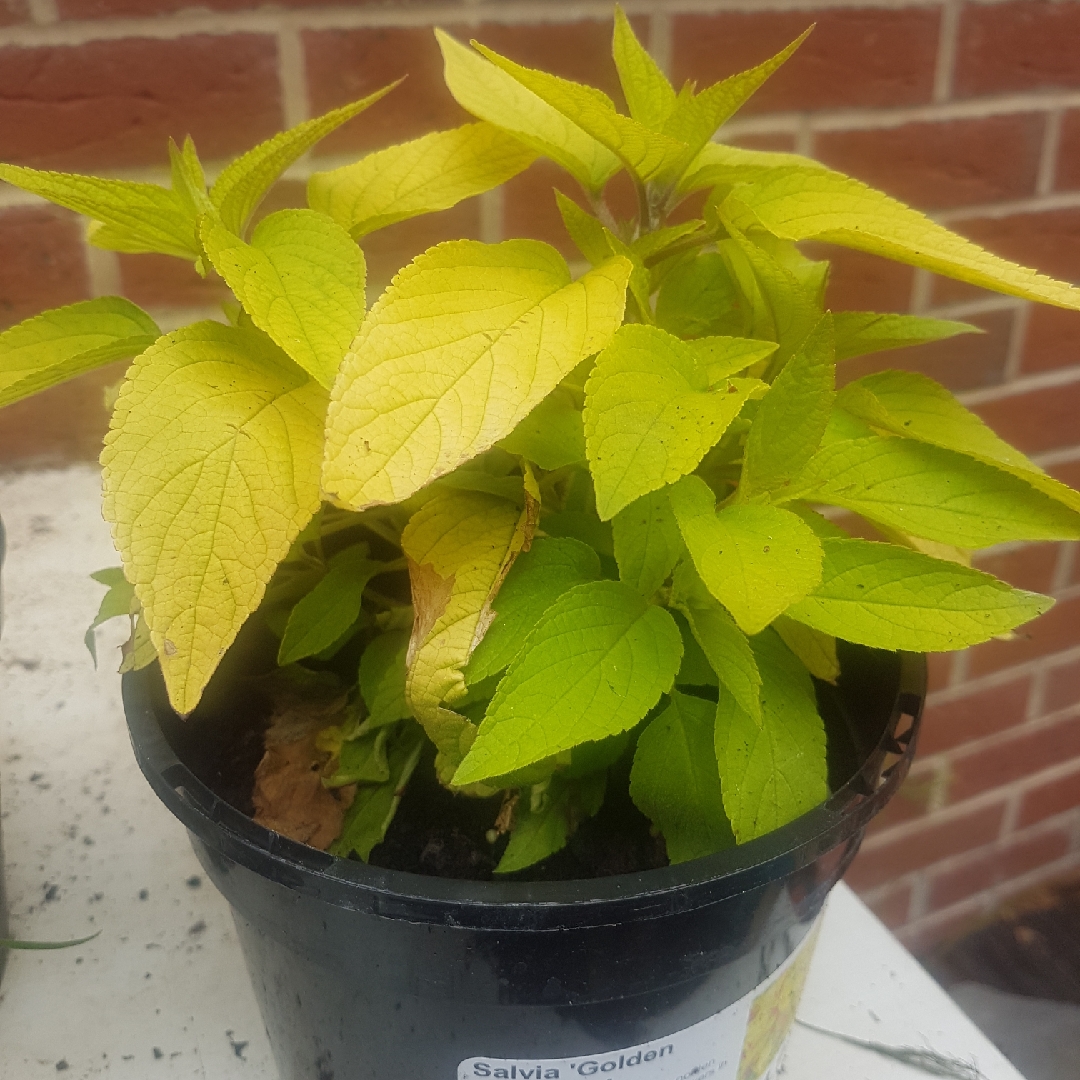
[{"x1": 1, "y1": 0, "x2": 1079, "y2": 950}]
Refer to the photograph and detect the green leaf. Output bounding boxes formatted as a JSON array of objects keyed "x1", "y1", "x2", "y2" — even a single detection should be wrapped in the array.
[
  {"x1": 677, "y1": 141, "x2": 826, "y2": 198},
  {"x1": 331, "y1": 721, "x2": 425, "y2": 861},
  {"x1": 84, "y1": 566, "x2": 136, "y2": 665},
  {"x1": 497, "y1": 387, "x2": 587, "y2": 469},
  {"x1": 327, "y1": 726, "x2": 392, "y2": 787},
  {"x1": 0, "y1": 164, "x2": 199, "y2": 260},
  {"x1": 689, "y1": 335, "x2": 779, "y2": 384},
  {"x1": 838, "y1": 370, "x2": 1080, "y2": 515},
  {"x1": 669, "y1": 474, "x2": 823, "y2": 635},
  {"x1": 466, "y1": 536, "x2": 601, "y2": 685},
  {"x1": 715, "y1": 630, "x2": 828, "y2": 843},
  {"x1": 401, "y1": 490, "x2": 530, "y2": 770},
  {"x1": 472, "y1": 41, "x2": 688, "y2": 183},
  {"x1": 359, "y1": 629, "x2": 412, "y2": 728},
  {"x1": 119, "y1": 612, "x2": 157, "y2": 674},
  {"x1": 612, "y1": 6, "x2": 676, "y2": 131},
  {"x1": 773, "y1": 615, "x2": 840, "y2": 684},
  {"x1": 309, "y1": 122, "x2": 535, "y2": 239},
  {"x1": 437, "y1": 29, "x2": 620, "y2": 194},
  {"x1": 453, "y1": 580, "x2": 683, "y2": 785},
  {"x1": 100, "y1": 322, "x2": 327, "y2": 714},
  {"x1": 555, "y1": 190, "x2": 615, "y2": 266},
  {"x1": 0, "y1": 298, "x2": 158, "y2": 408},
  {"x1": 786, "y1": 538, "x2": 1054, "y2": 651},
  {"x1": 630, "y1": 691, "x2": 734, "y2": 862},
  {"x1": 0, "y1": 931, "x2": 100, "y2": 951},
  {"x1": 201, "y1": 209, "x2": 365, "y2": 390},
  {"x1": 833, "y1": 312, "x2": 980, "y2": 362},
  {"x1": 786, "y1": 436, "x2": 1080, "y2": 547},
  {"x1": 674, "y1": 612, "x2": 719, "y2": 688},
  {"x1": 540, "y1": 510, "x2": 614, "y2": 557},
  {"x1": 585, "y1": 324, "x2": 764, "y2": 519},
  {"x1": 612, "y1": 488, "x2": 684, "y2": 597},
  {"x1": 277, "y1": 547, "x2": 383, "y2": 665},
  {"x1": 212, "y1": 87, "x2": 398, "y2": 236},
  {"x1": 495, "y1": 772, "x2": 606, "y2": 874},
  {"x1": 655, "y1": 252, "x2": 743, "y2": 338},
  {"x1": 670, "y1": 560, "x2": 761, "y2": 724},
  {"x1": 739, "y1": 315, "x2": 834, "y2": 502},
  {"x1": 724, "y1": 166, "x2": 1080, "y2": 310},
  {"x1": 323, "y1": 240, "x2": 630, "y2": 510}
]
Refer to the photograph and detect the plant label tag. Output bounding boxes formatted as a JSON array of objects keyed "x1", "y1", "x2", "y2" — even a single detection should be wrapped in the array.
[{"x1": 457, "y1": 918, "x2": 821, "y2": 1080}]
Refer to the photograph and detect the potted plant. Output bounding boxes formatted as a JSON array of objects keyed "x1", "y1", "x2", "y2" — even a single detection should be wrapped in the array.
[{"x1": 2, "y1": 9, "x2": 1079, "y2": 1076}]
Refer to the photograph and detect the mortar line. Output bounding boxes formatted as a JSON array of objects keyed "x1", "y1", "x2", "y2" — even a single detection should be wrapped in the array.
[
  {"x1": 1034, "y1": 445, "x2": 1080, "y2": 470},
  {"x1": 1036, "y1": 108, "x2": 1065, "y2": 197},
  {"x1": 909, "y1": 268, "x2": 934, "y2": 315},
  {"x1": 1002, "y1": 301, "x2": 1031, "y2": 383},
  {"x1": 937, "y1": 189, "x2": 1080, "y2": 223},
  {"x1": 1053, "y1": 542, "x2": 1078, "y2": 593},
  {"x1": 277, "y1": 26, "x2": 309, "y2": 131},
  {"x1": 478, "y1": 187, "x2": 504, "y2": 244},
  {"x1": 648, "y1": 11, "x2": 674, "y2": 80},
  {"x1": 25, "y1": 0, "x2": 57, "y2": 25},
  {"x1": 932, "y1": 0, "x2": 960, "y2": 105},
  {"x1": 957, "y1": 362, "x2": 1080, "y2": 406},
  {"x1": 927, "y1": 644, "x2": 1080, "y2": 707},
  {"x1": 84, "y1": 245, "x2": 122, "y2": 299}
]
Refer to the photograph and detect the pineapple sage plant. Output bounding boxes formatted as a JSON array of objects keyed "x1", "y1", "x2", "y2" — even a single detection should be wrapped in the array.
[{"x1": 2, "y1": 11, "x2": 1080, "y2": 874}]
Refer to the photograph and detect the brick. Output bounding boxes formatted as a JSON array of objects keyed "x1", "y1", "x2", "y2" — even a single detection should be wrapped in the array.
[
  {"x1": 1051, "y1": 460, "x2": 1080, "y2": 494},
  {"x1": 967, "y1": 594, "x2": 1080, "y2": 678},
  {"x1": 956, "y1": 0, "x2": 1080, "y2": 98},
  {"x1": 118, "y1": 254, "x2": 231, "y2": 313},
  {"x1": 814, "y1": 115, "x2": 1044, "y2": 213},
  {"x1": 973, "y1": 543, "x2": 1060, "y2": 596},
  {"x1": 931, "y1": 209, "x2": 1080, "y2": 308},
  {"x1": 1044, "y1": 656, "x2": 1080, "y2": 717},
  {"x1": 1017, "y1": 762, "x2": 1080, "y2": 827},
  {"x1": 60, "y1": 0, "x2": 338, "y2": 13},
  {"x1": 839, "y1": 307, "x2": 1012, "y2": 394},
  {"x1": 862, "y1": 880, "x2": 913, "y2": 930},
  {"x1": 898, "y1": 905, "x2": 987, "y2": 957},
  {"x1": 865, "y1": 767, "x2": 936, "y2": 835},
  {"x1": 926, "y1": 827, "x2": 1071, "y2": 911},
  {"x1": 918, "y1": 676, "x2": 1031, "y2": 757},
  {"x1": 946, "y1": 712, "x2": 1080, "y2": 805},
  {"x1": 672, "y1": 8, "x2": 940, "y2": 115},
  {"x1": 726, "y1": 133, "x2": 798, "y2": 154},
  {"x1": 972, "y1": 377, "x2": 1080, "y2": 458},
  {"x1": 844, "y1": 800, "x2": 1006, "y2": 891},
  {"x1": 0, "y1": 207, "x2": 89, "y2": 329},
  {"x1": 0, "y1": 0, "x2": 27, "y2": 25},
  {"x1": 1021, "y1": 303, "x2": 1080, "y2": 374},
  {"x1": 0, "y1": 36, "x2": 282, "y2": 171},
  {"x1": 814, "y1": 245, "x2": 915, "y2": 314},
  {"x1": 0, "y1": 359, "x2": 124, "y2": 467},
  {"x1": 927, "y1": 653, "x2": 953, "y2": 694}
]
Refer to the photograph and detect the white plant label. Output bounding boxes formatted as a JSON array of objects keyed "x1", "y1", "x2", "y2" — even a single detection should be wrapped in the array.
[{"x1": 457, "y1": 917, "x2": 822, "y2": 1080}]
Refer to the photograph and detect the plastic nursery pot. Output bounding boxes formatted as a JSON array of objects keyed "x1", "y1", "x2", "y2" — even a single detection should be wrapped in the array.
[{"x1": 123, "y1": 644, "x2": 925, "y2": 1080}]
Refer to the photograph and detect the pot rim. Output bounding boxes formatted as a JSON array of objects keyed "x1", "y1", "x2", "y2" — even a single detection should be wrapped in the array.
[{"x1": 123, "y1": 650, "x2": 925, "y2": 928}]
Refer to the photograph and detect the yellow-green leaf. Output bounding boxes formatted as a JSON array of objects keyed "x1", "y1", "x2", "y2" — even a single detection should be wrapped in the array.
[
  {"x1": 689, "y1": 335, "x2": 779, "y2": 384},
  {"x1": 360, "y1": 628, "x2": 413, "y2": 729},
  {"x1": 323, "y1": 240, "x2": 630, "y2": 511},
  {"x1": 100, "y1": 322, "x2": 327, "y2": 714},
  {"x1": 437, "y1": 29, "x2": 620, "y2": 194},
  {"x1": 212, "y1": 86, "x2": 398, "y2": 236},
  {"x1": 612, "y1": 488, "x2": 684, "y2": 597},
  {"x1": 724, "y1": 167, "x2": 1080, "y2": 310},
  {"x1": 498, "y1": 387, "x2": 587, "y2": 470},
  {"x1": 309, "y1": 123, "x2": 536, "y2": 239},
  {"x1": 585, "y1": 324, "x2": 765, "y2": 519},
  {"x1": 833, "y1": 312, "x2": 980, "y2": 362},
  {"x1": 0, "y1": 298, "x2": 158, "y2": 408},
  {"x1": 677, "y1": 141, "x2": 826, "y2": 198},
  {"x1": 773, "y1": 614, "x2": 839, "y2": 684},
  {"x1": 612, "y1": 7, "x2": 676, "y2": 131},
  {"x1": 401, "y1": 490, "x2": 529, "y2": 771},
  {"x1": 201, "y1": 209, "x2": 365, "y2": 389}
]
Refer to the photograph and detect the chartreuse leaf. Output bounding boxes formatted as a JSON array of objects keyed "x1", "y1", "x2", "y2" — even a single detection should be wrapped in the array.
[
  {"x1": 85, "y1": 567, "x2": 136, "y2": 665},
  {"x1": 323, "y1": 240, "x2": 630, "y2": 510},
  {"x1": 212, "y1": 86, "x2": 398, "y2": 236},
  {"x1": 359, "y1": 629, "x2": 411, "y2": 728},
  {"x1": 655, "y1": 252, "x2": 743, "y2": 338},
  {"x1": 833, "y1": 312, "x2": 979, "y2": 362},
  {"x1": 723, "y1": 167, "x2": 1080, "y2": 310},
  {"x1": 612, "y1": 6, "x2": 676, "y2": 131},
  {"x1": 453, "y1": 580, "x2": 683, "y2": 786},
  {"x1": 658, "y1": 30, "x2": 811, "y2": 183},
  {"x1": 100, "y1": 322, "x2": 327, "y2": 714},
  {"x1": 631, "y1": 691, "x2": 734, "y2": 862},
  {"x1": 669, "y1": 475, "x2": 823, "y2": 636},
  {"x1": 556, "y1": 190, "x2": 615, "y2": 266},
  {"x1": 739, "y1": 315, "x2": 834, "y2": 503},
  {"x1": 169, "y1": 137, "x2": 212, "y2": 218},
  {"x1": 472, "y1": 41, "x2": 688, "y2": 183},
  {"x1": 773, "y1": 615, "x2": 840, "y2": 684},
  {"x1": 585, "y1": 325, "x2": 765, "y2": 520},
  {"x1": 786, "y1": 538, "x2": 1054, "y2": 651},
  {"x1": 326, "y1": 726, "x2": 392, "y2": 787},
  {"x1": 278, "y1": 546, "x2": 384, "y2": 665},
  {"x1": 670, "y1": 560, "x2": 761, "y2": 724},
  {"x1": 689, "y1": 335, "x2": 778, "y2": 384},
  {"x1": 0, "y1": 931, "x2": 100, "y2": 951},
  {"x1": 678, "y1": 141, "x2": 825, "y2": 197},
  {"x1": 496, "y1": 772, "x2": 606, "y2": 874},
  {"x1": 437, "y1": 30, "x2": 620, "y2": 194},
  {"x1": 466, "y1": 537, "x2": 600, "y2": 685},
  {"x1": 786, "y1": 436, "x2": 1080, "y2": 546},
  {"x1": 838, "y1": 370, "x2": 1080, "y2": 515},
  {"x1": 201, "y1": 210, "x2": 365, "y2": 390},
  {"x1": 401, "y1": 491, "x2": 529, "y2": 772},
  {"x1": 0, "y1": 164, "x2": 199, "y2": 259},
  {"x1": 331, "y1": 721, "x2": 425, "y2": 861},
  {"x1": 715, "y1": 630, "x2": 828, "y2": 843},
  {"x1": 0, "y1": 298, "x2": 158, "y2": 408},
  {"x1": 674, "y1": 612, "x2": 719, "y2": 688},
  {"x1": 309, "y1": 123, "x2": 536, "y2": 239},
  {"x1": 498, "y1": 388, "x2": 587, "y2": 469},
  {"x1": 613, "y1": 489, "x2": 684, "y2": 597}
]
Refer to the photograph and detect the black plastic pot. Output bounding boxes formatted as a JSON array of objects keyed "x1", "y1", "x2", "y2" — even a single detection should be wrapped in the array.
[{"x1": 124, "y1": 646, "x2": 925, "y2": 1080}]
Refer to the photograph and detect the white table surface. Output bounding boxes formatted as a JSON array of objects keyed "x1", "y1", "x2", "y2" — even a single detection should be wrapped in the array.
[{"x1": 0, "y1": 465, "x2": 1025, "y2": 1080}]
